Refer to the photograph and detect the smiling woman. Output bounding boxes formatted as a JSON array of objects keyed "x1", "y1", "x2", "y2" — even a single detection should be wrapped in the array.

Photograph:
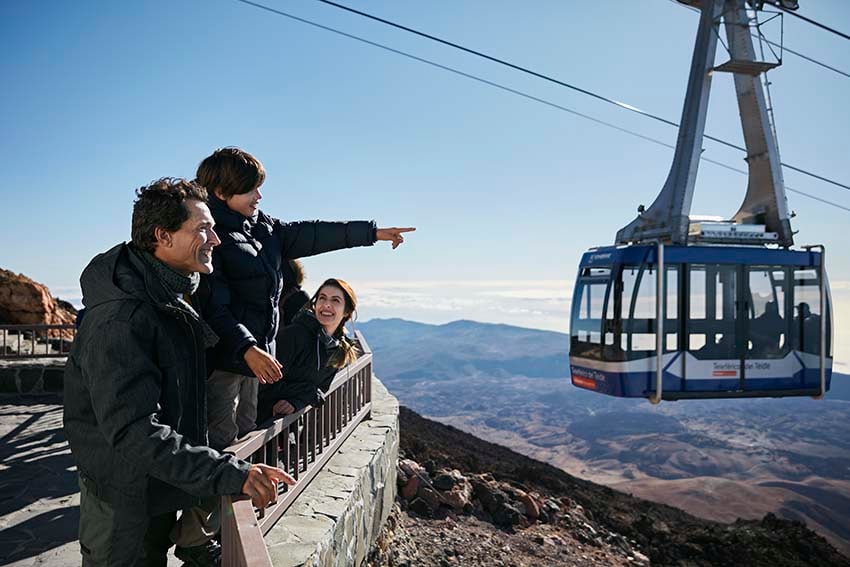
[{"x1": 256, "y1": 278, "x2": 359, "y2": 423}]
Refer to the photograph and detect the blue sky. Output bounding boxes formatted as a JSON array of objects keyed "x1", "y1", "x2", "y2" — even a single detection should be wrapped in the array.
[{"x1": 2, "y1": 1, "x2": 848, "y2": 363}]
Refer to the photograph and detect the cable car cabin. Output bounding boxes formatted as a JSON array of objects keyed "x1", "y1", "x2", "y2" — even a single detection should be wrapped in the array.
[{"x1": 569, "y1": 244, "x2": 832, "y2": 401}]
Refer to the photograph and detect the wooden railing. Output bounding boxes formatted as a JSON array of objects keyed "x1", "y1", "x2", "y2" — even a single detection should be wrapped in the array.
[
  {"x1": 221, "y1": 331, "x2": 374, "y2": 567},
  {"x1": 0, "y1": 324, "x2": 76, "y2": 359}
]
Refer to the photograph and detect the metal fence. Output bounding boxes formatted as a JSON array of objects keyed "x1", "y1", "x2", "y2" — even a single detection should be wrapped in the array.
[
  {"x1": 0, "y1": 324, "x2": 76, "y2": 359},
  {"x1": 221, "y1": 331, "x2": 374, "y2": 567}
]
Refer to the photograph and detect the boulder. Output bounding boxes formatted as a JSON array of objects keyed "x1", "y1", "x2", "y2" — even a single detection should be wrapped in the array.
[
  {"x1": 417, "y1": 485, "x2": 441, "y2": 511},
  {"x1": 470, "y1": 475, "x2": 524, "y2": 527},
  {"x1": 0, "y1": 269, "x2": 76, "y2": 337},
  {"x1": 433, "y1": 468, "x2": 466, "y2": 489},
  {"x1": 441, "y1": 478, "x2": 473, "y2": 512},
  {"x1": 518, "y1": 491, "x2": 541, "y2": 520},
  {"x1": 399, "y1": 459, "x2": 424, "y2": 479},
  {"x1": 401, "y1": 475, "x2": 421, "y2": 500},
  {"x1": 543, "y1": 498, "x2": 561, "y2": 515}
]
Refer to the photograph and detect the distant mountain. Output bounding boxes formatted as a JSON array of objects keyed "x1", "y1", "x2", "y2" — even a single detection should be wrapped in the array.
[
  {"x1": 358, "y1": 318, "x2": 569, "y2": 381},
  {"x1": 359, "y1": 317, "x2": 850, "y2": 555}
]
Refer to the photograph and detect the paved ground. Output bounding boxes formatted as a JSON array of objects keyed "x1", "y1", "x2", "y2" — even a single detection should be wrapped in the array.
[{"x1": 0, "y1": 395, "x2": 181, "y2": 567}]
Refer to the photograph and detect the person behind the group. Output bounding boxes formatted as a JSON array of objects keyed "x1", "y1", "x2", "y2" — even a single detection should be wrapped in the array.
[
  {"x1": 257, "y1": 278, "x2": 359, "y2": 424},
  {"x1": 279, "y1": 259, "x2": 309, "y2": 328},
  {"x1": 63, "y1": 178, "x2": 293, "y2": 567}
]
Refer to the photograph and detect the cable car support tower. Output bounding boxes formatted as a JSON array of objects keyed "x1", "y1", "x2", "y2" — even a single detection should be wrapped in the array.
[{"x1": 617, "y1": 0, "x2": 792, "y2": 247}]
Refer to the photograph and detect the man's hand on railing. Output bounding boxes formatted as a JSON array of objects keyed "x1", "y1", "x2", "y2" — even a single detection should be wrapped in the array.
[
  {"x1": 241, "y1": 464, "x2": 295, "y2": 509},
  {"x1": 272, "y1": 400, "x2": 296, "y2": 416},
  {"x1": 244, "y1": 346, "x2": 283, "y2": 384}
]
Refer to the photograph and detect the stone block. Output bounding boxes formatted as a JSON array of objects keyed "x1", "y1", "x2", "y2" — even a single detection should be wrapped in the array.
[
  {"x1": 330, "y1": 449, "x2": 374, "y2": 470},
  {"x1": 43, "y1": 368, "x2": 64, "y2": 392},
  {"x1": 312, "y1": 494, "x2": 349, "y2": 521},
  {"x1": 326, "y1": 464, "x2": 359, "y2": 478},
  {"x1": 267, "y1": 542, "x2": 317, "y2": 567},
  {"x1": 310, "y1": 472, "x2": 359, "y2": 499},
  {"x1": 0, "y1": 369, "x2": 18, "y2": 393},
  {"x1": 267, "y1": 515, "x2": 334, "y2": 546},
  {"x1": 19, "y1": 368, "x2": 43, "y2": 393}
]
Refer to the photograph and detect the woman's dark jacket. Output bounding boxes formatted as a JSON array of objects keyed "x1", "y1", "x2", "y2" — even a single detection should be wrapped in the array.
[
  {"x1": 256, "y1": 311, "x2": 340, "y2": 424},
  {"x1": 63, "y1": 244, "x2": 250, "y2": 516},
  {"x1": 202, "y1": 195, "x2": 375, "y2": 377}
]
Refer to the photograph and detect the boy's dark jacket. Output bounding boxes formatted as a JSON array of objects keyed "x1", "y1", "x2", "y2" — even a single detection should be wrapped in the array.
[
  {"x1": 202, "y1": 195, "x2": 375, "y2": 377},
  {"x1": 63, "y1": 243, "x2": 249, "y2": 515},
  {"x1": 256, "y1": 310, "x2": 343, "y2": 424}
]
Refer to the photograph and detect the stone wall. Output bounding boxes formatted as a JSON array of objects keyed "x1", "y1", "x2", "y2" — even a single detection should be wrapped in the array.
[
  {"x1": 264, "y1": 377, "x2": 399, "y2": 567},
  {"x1": 0, "y1": 359, "x2": 66, "y2": 394}
]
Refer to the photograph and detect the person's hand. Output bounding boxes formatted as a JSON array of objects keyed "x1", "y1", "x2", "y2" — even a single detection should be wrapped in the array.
[
  {"x1": 273, "y1": 399, "x2": 296, "y2": 416},
  {"x1": 375, "y1": 227, "x2": 416, "y2": 249},
  {"x1": 241, "y1": 463, "x2": 295, "y2": 509},
  {"x1": 244, "y1": 346, "x2": 283, "y2": 384}
]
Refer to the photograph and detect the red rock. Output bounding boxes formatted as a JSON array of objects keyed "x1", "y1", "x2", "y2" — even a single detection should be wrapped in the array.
[
  {"x1": 401, "y1": 475, "x2": 421, "y2": 500},
  {"x1": 417, "y1": 485, "x2": 441, "y2": 511},
  {"x1": 0, "y1": 269, "x2": 76, "y2": 337},
  {"x1": 519, "y1": 492, "x2": 540, "y2": 520},
  {"x1": 399, "y1": 459, "x2": 423, "y2": 478},
  {"x1": 442, "y1": 479, "x2": 472, "y2": 512}
]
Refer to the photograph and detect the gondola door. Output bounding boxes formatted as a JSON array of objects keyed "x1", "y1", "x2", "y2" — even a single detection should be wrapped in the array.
[{"x1": 686, "y1": 263, "x2": 745, "y2": 386}]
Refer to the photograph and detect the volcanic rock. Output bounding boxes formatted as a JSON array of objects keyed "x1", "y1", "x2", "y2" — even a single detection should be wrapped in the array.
[
  {"x1": 0, "y1": 269, "x2": 76, "y2": 328},
  {"x1": 367, "y1": 406, "x2": 850, "y2": 567}
]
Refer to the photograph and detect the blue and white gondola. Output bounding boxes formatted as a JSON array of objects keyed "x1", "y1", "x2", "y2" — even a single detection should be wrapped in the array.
[{"x1": 568, "y1": 244, "x2": 832, "y2": 401}]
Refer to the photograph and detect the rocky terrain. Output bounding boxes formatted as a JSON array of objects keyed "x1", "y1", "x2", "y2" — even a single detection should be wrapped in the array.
[
  {"x1": 0, "y1": 268, "x2": 76, "y2": 327},
  {"x1": 0, "y1": 268, "x2": 77, "y2": 356},
  {"x1": 367, "y1": 407, "x2": 849, "y2": 567},
  {"x1": 359, "y1": 318, "x2": 850, "y2": 556}
]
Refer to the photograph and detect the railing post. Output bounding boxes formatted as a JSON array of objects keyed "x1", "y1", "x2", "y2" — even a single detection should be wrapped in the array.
[
  {"x1": 364, "y1": 365, "x2": 372, "y2": 419},
  {"x1": 221, "y1": 496, "x2": 273, "y2": 567},
  {"x1": 358, "y1": 331, "x2": 373, "y2": 419},
  {"x1": 293, "y1": 420, "x2": 300, "y2": 479}
]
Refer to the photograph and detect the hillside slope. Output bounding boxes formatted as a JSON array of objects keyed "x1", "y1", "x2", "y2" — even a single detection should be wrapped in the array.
[
  {"x1": 359, "y1": 318, "x2": 850, "y2": 555},
  {"x1": 368, "y1": 407, "x2": 849, "y2": 567}
]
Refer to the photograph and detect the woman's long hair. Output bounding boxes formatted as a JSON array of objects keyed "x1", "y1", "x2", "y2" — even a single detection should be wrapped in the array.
[{"x1": 311, "y1": 278, "x2": 358, "y2": 368}]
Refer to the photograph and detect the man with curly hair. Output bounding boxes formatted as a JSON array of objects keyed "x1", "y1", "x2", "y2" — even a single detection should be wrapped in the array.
[{"x1": 64, "y1": 178, "x2": 293, "y2": 567}]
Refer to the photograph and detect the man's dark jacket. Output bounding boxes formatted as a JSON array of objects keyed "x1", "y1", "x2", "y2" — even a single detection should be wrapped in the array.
[
  {"x1": 63, "y1": 244, "x2": 250, "y2": 515},
  {"x1": 202, "y1": 195, "x2": 375, "y2": 377},
  {"x1": 256, "y1": 311, "x2": 340, "y2": 424}
]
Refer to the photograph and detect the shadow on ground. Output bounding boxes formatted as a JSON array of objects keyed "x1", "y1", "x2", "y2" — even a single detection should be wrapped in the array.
[{"x1": 0, "y1": 395, "x2": 79, "y2": 565}]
